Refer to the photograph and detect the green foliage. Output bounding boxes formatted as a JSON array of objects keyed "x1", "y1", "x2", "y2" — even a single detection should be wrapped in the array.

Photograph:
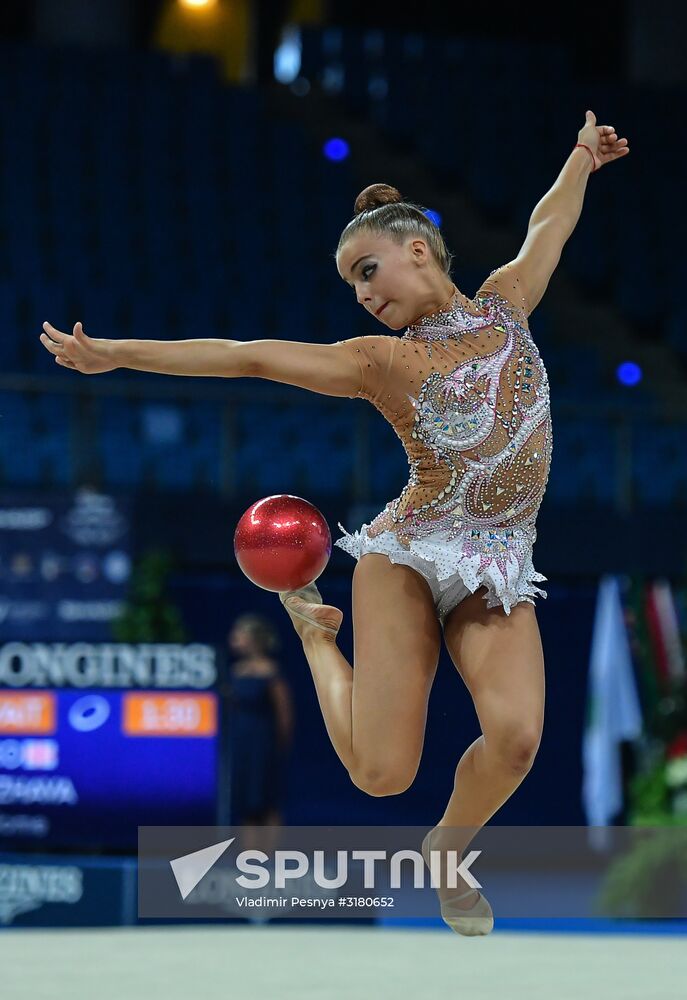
[
  {"x1": 594, "y1": 828, "x2": 687, "y2": 917},
  {"x1": 628, "y1": 754, "x2": 670, "y2": 821},
  {"x1": 111, "y1": 548, "x2": 187, "y2": 643}
]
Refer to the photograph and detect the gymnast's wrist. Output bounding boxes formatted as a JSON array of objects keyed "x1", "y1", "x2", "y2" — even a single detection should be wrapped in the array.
[
  {"x1": 573, "y1": 143, "x2": 596, "y2": 172},
  {"x1": 107, "y1": 340, "x2": 130, "y2": 368}
]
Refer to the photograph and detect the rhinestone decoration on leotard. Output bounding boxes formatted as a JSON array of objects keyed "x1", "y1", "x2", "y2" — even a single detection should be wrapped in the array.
[
  {"x1": 402, "y1": 287, "x2": 498, "y2": 358},
  {"x1": 335, "y1": 277, "x2": 552, "y2": 615}
]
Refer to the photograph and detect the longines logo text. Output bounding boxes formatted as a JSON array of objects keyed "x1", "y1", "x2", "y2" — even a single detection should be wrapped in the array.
[
  {"x1": 0, "y1": 643, "x2": 217, "y2": 689},
  {"x1": 0, "y1": 864, "x2": 83, "y2": 924}
]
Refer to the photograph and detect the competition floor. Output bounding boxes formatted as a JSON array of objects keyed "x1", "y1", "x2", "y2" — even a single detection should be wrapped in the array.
[{"x1": 3, "y1": 924, "x2": 686, "y2": 999}]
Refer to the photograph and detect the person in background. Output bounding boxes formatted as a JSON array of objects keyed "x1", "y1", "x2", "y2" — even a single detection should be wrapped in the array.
[{"x1": 225, "y1": 613, "x2": 294, "y2": 846}]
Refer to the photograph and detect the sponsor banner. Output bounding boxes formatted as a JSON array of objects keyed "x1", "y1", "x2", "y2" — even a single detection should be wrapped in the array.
[
  {"x1": 0, "y1": 643, "x2": 218, "y2": 690},
  {"x1": 0, "y1": 852, "x2": 136, "y2": 926}
]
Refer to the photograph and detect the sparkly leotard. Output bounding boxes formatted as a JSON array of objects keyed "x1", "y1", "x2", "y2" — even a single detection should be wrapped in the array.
[{"x1": 333, "y1": 263, "x2": 551, "y2": 617}]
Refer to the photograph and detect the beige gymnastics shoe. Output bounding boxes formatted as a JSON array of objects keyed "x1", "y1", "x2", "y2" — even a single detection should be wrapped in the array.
[
  {"x1": 279, "y1": 581, "x2": 342, "y2": 637},
  {"x1": 421, "y1": 828, "x2": 494, "y2": 936}
]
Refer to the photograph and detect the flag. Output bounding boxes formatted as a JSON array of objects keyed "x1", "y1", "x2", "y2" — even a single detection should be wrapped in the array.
[
  {"x1": 645, "y1": 579, "x2": 685, "y2": 685},
  {"x1": 582, "y1": 575, "x2": 644, "y2": 838}
]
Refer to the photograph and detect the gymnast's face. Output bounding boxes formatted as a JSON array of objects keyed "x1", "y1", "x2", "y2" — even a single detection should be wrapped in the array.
[{"x1": 337, "y1": 233, "x2": 448, "y2": 331}]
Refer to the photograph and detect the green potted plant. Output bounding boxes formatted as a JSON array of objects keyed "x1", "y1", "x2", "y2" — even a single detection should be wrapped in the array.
[{"x1": 111, "y1": 547, "x2": 187, "y2": 643}]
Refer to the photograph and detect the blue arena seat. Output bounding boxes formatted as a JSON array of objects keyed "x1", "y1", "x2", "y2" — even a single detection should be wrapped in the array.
[
  {"x1": 0, "y1": 392, "x2": 73, "y2": 486},
  {"x1": 0, "y1": 282, "x2": 21, "y2": 370},
  {"x1": 545, "y1": 420, "x2": 616, "y2": 505},
  {"x1": 633, "y1": 422, "x2": 687, "y2": 506}
]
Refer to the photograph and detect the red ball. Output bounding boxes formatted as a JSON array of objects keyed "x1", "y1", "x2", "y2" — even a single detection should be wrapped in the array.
[{"x1": 233, "y1": 495, "x2": 332, "y2": 593}]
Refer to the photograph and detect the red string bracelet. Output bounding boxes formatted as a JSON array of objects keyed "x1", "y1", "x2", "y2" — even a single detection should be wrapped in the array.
[{"x1": 574, "y1": 143, "x2": 596, "y2": 171}]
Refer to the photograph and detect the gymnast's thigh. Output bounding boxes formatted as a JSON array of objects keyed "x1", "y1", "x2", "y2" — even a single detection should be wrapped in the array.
[
  {"x1": 350, "y1": 552, "x2": 442, "y2": 776},
  {"x1": 442, "y1": 589, "x2": 545, "y2": 756}
]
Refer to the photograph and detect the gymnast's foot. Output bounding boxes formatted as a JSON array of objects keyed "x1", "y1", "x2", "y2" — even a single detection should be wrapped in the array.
[
  {"x1": 422, "y1": 826, "x2": 494, "y2": 936},
  {"x1": 279, "y1": 581, "x2": 343, "y2": 642}
]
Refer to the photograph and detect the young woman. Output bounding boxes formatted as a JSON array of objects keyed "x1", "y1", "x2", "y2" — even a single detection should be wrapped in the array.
[
  {"x1": 40, "y1": 110, "x2": 628, "y2": 935},
  {"x1": 224, "y1": 613, "x2": 294, "y2": 828}
]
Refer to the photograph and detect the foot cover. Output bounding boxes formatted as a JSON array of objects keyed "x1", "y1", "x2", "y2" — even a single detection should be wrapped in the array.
[
  {"x1": 279, "y1": 582, "x2": 340, "y2": 636},
  {"x1": 421, "y1": 829, "x2": 494, "y2": 936},
  {"x1": 438, "y1": 888, "x2": 494, "y2": 937}
]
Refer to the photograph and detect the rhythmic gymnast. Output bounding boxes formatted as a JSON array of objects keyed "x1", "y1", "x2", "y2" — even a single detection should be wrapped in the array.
[{"x1": 40, "y1": 110, "x2": 629, "y2": 935}]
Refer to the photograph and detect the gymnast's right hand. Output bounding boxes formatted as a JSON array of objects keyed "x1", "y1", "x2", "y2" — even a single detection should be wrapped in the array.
[{"x1": 39, "y1": 321, "x2": 117, "y2": 374}]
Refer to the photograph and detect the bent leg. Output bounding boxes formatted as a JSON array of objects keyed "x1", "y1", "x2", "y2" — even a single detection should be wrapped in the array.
[
  {"x1": 299, "y1": 553, "x2": 441, "y2": 795},
  {"x1": 427, "y1": 588, "x2": 545, "y2": 906}
]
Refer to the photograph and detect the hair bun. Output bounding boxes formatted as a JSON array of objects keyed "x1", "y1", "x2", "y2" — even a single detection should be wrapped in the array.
[{"x1": 354, "y1": 183, "x2": 403, "y2": 216}]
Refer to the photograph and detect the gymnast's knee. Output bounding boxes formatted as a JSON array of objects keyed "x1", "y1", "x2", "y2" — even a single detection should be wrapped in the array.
[
  {"x1": 490, "y1": 728, "x2": 541, "y2": 775},
  {"x1": 349, "y1": 765, "x2": 416, "y2": 797}
]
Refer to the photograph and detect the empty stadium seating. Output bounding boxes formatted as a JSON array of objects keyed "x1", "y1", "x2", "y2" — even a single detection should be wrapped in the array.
[{"x1": 0, "y1": 36, "x2": 681, "y2": 510}]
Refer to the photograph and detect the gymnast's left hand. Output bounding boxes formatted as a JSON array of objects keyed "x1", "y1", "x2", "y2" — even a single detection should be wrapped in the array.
[
  {"x1": 577, "y1": 110, "x2": 630, "y2": 171},
  {"x1": 39, "y1": 321, "x2": 118, "y2": 374}
]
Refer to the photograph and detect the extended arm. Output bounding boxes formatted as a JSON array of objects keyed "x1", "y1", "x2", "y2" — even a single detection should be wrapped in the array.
[
  {"x1": 528, "y1": 145, "x2": 595, "y2": 239},
  {"x1": 504, "y1": 147, "x2": 594, "y2": 315},
  {"x1": 500, "y1": 115, "x2": 628, "y2": 314},
  {"x1": 113, "y1": 337, "x2": 256, "y2": 377},
  {"x1": 40, "y1": 322, "x2": 361, "y2": 397},
  {"x1": 40, "y1": 322, "x2": 256, "y2": 377}
]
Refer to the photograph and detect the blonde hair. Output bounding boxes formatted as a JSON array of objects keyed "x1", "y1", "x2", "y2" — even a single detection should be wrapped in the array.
[{"x1": 336, "y1": 183, "x2": 453, "y2": 276}]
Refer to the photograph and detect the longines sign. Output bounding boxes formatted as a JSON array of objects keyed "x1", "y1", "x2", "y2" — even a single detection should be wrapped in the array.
[
  {"x1": 0, "y1": 863, "x2": 83, "y2": 924},
  {"x1": 0, "y1": 643, "x2": 217, "y2": 689}
]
